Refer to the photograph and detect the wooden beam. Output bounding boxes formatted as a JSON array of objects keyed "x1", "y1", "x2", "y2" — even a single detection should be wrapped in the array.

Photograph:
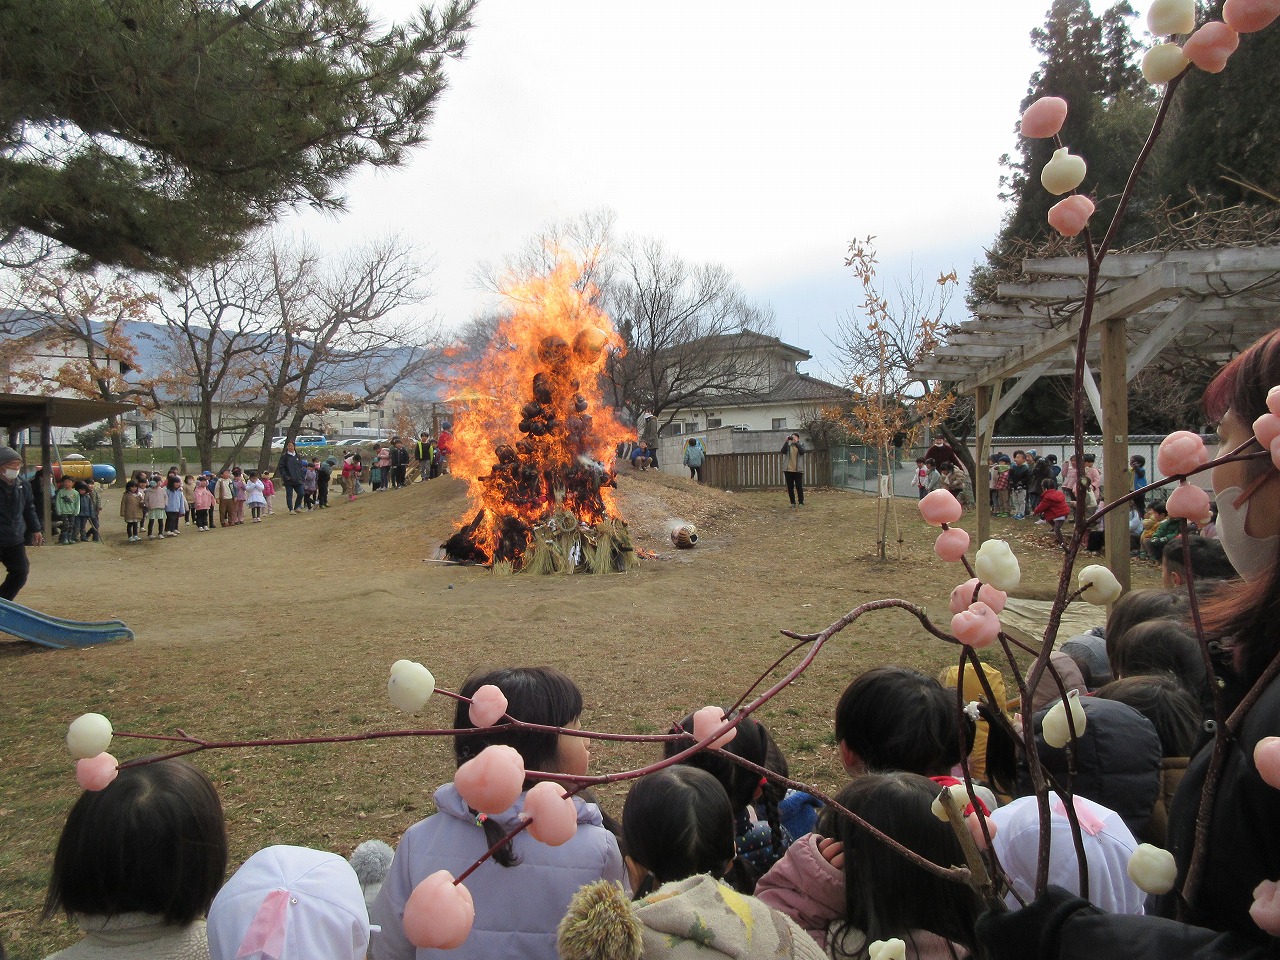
[
  {"x1": 993, "y1": 360, "x2": 1057, "y2": 420},
  {"x1": 1126, "y1": 298, "x2": 1201, "y2": 381},
  {"x1": 1101, "y1": 317, "x2": 1131, "y2": 593},
  {"x1": 1081, "y1": 363, "x2": 1104, "y2": 427},
  {"x1": 1023, "y1": 246, "x2": 1280, "y2": 279}
]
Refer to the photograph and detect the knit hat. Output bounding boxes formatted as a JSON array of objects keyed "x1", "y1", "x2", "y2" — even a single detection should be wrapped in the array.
[
  {"x1": 348, "y1": 839, "x2": 394, "y2": 909},
  {"x1": 0, "y1": 446, "x2": 21, "y2": 465},
  {"x1": 207, "y1": 845, "x2": 374, "y2": 960},
  {"x1": 558, "y1": 876, "x2": 826, "y2": 960}
]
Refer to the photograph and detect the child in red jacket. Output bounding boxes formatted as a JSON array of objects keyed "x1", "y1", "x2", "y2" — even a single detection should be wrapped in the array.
[{"x1": 1033, "y1": 478, "x2": 1071, "y2": 547}]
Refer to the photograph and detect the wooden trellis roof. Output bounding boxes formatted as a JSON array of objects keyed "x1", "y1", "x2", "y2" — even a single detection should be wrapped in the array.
[{"x1": 915, "y1": 247, "x2": 1280, "y2": 395}]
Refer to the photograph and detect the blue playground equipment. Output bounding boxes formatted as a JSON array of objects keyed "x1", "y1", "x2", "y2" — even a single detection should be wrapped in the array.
[{"x1": 0, "y1": 597, "x2": 134, "y2": 649}]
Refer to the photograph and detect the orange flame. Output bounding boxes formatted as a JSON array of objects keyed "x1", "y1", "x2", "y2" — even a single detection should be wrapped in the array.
[{"x1": 444, "y1": 259, "x2": 630, "y2": 564}]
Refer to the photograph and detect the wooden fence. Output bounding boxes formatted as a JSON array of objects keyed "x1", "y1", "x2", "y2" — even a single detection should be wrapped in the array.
[{"x1": 702, "y1": 452, "x2": 832, "y2": 490}]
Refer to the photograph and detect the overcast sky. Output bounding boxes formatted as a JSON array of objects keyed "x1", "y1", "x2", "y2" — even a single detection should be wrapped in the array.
[{"x1": 283, "y1": 1, "x2": 1159, "y2": 379}]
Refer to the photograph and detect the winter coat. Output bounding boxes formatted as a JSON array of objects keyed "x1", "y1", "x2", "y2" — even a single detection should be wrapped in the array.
[
  {"x1": 43, "y1": 913, "x2": 209, "y2": 960},
  {"x1": 781, "y1": 440, "x2": 804, "y2": 473},
  {"x1": 55, "y1": 486, "x2": 81, "y2": 516},
  {"x1": 142, "y1": 486, "x2": 168, "y2": 511},
  {"x1": 193, "y1": 486, "x2": 215, "y2": 511},
  {"x1": 370, "y1": 783, "x2": 627, "y2": 960},
  {"x1": 120, "y1": 491, "x2": 145, "y2": 521},
  {"x1": 214, "y1": 478, "x2": 235, "y2": 501},
  {"x1": 1033, "y1": 488, "x2": 1070, "y2": 522},
  {"x1": 165, "y1": 487, "x2": 186, "y2": 513},
  {"x1": 244, "y1": 479, "x2": 266, "y2": 506},
  {"x1": 0, "y1": 473, "x2": 40, "y2": 546},
  {"x1": 275, "y1": 451, "x2": 307, "y2": 485},
  {"x1": 756, "y1": 833, "x2": 845, "y2": 949},
  {"x1": 682, "y1": 443, "x2": 705, "y2": 468}
]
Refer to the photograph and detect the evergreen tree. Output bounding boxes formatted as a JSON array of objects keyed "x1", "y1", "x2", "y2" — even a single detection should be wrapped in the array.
[
  {"x1": 0, "y1": 0, "x2": 476, "y2": 274},
  {"x1": 1157, "y1": 1, "x2": 1280, "y2": 203}
]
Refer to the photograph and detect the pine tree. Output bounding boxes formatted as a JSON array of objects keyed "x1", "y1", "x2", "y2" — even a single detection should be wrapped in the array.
[{"x1": 0, "y1": 0, "x2": 476, "y2": 274}]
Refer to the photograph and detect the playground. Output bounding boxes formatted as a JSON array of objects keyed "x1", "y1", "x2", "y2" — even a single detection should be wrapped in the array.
[{"x1": 0, "y1": 470, "x2": 1160, "y2": 958}]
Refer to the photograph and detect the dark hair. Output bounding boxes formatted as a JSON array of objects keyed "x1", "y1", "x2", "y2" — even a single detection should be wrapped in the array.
[
  {"x1": 1096, "y1": 675, "x2": 1200, "y2": 758},
  {"x1": 1104, "y1": 589, "x2": 1187, "y2": 667},
  {"x1": 1131, "y1": 454, "x2": 1146, "y2": 467},
  {"x1": 452, "y1": 666, "x2": 583, "y2": 867},
  {"x1": 836, "y1": 667, "x2": 965, "y2": 777},
  {"x1": 1162, "y1": 534, "x2": 1236, "y2": 582},
  {"x1": 622, "y1": 767, "x2": 736, "y2": 897},
  {"x1": 1151, "y1": 501, "x2": 1168, "y2": 515},
  {"x1": 663, "y1": 712, "x2": 789, "y2": 886},
  {"x1": 125, "y1": 480, "x2": 138, "y2": 492},
  {"x1": 43, "y1": 760, "x2": 227, "y2": 924},
  {"x1": 1041, "y1": 477, "x2": 1056, "y2": 492},
  {"x1": 820, "y1": 773, "x2": 982, "y2": 953},
  {"x1": 1110, "y1": 620, "x2": 1208, "y2": 699}
]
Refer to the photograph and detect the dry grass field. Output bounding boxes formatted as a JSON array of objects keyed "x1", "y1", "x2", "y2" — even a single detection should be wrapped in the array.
[{"x1": 0, "y1": 469, "x2": 1160, "y2": 958}]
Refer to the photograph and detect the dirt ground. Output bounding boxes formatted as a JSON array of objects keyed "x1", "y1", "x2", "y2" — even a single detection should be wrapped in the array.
[{"x1": 0, "y1": 470, "x2": 1161, "y2": 958}]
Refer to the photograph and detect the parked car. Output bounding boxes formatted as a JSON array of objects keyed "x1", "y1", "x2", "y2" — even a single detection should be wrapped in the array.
[{"x1": 270, "y1": 434, "x2": 329, "y2": 448}]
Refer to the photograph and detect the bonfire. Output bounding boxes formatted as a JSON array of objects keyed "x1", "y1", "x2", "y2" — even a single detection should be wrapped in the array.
[{"x1": 441, "y1": 261, "x2": 638, "y2": 573}]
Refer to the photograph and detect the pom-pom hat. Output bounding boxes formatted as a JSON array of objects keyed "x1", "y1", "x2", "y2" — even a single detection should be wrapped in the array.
[{"x1": 208, "y1": 845, "x2": 375, "y2": 960}]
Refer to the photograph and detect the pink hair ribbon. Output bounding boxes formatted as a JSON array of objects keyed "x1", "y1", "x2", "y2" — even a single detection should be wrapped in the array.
[{"x1": 235, "y1": 887, "x2": 290, "y2": 959}]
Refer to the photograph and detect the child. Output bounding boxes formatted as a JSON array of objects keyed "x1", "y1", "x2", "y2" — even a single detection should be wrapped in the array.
[
  {"x1": 1032, "y1": 477, "x2": 1071, "y2": 547},
  {"x1": 302, "y1": 461, "x2": 318, "y2": 509},
  {"x1": 342, "y1": 454, "x2": 361, "y2": 501},
  {"x1": 761, "y1": 773, "x2": 984, "y2": 956},
  {"x1": 164, "y1": 475, "x2": 186, "y2": 536},
  {"x1": 231, "y1": 467, "x2": 247, "y2": 525},
  {"x1": 119, "y1": 480, "x2": 144, "y2": 542},
  {"x1": 664, "y1": 712, "x2": 792, "y2": 890},
  {"x1": 924, "y1": 458, "x2": 941, "y2": 493},
  {"x1": 914, "y1": 457, "x2": 929, "y2": 499},
  {"x1": 558, "y1": 766, "x2": 823, "y2": 960},
  {"x1": 245, "y1": 470, "x2": 267, "y2": 522},
  {"x1": 215, "y1": 469, "x2": 235, "y2": 528},
  {"x1": 55, "y1": 475, "x2": 79, "y2": 544},
  {"x1": 75, "y1": 481, "x2": 99, "y2": 543},
  {"x1": 41, "y1": 759, "x2": 227, "y2": 960},
  {"x1": 1008, "y1": 450, "x2": 1031, "y2": 519},
  {"x1": 1130, "y1": 453, "x2": 1148, "y2": 515},
  {"x1": 182, "y1": 474, "x2": 197, "y2": 525},
  {"x1": 208, "y1": 846, "x2": 373, "y2": 960},
  {"x1": 261, "y1": 471, "x2": 275, "y2": 515},
  {"x1": 142, "y1": 477, "x2": 168, "y2": 540},
  {"x1": 193, "y1": 475, "x2": 215, "y2": 531},
  {"x1": 994, "y1": 454, "x2": 1011, "y2": 515},
  {"x1": 371, "y1": 666, "x2": 626, "y2": 960}
]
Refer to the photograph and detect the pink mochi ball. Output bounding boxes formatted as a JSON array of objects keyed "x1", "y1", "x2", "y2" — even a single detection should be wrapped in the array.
[
  {"x1": 951, "y1": 602, "x2": 1001, "y2": 649},
  {"x1": 1048, "y1": 194, "x2": 1096, "y2": 237},
  {"x1": 404, "y1": 871, "x2": 475, "y2": 949},
  {"x1": 1157, "y1": 430, "x2": 1209, "y2": 477},
  {"x1": 1256, "y1": 737, "x2": 1280, "y2": 789},
  {"x1": 523, "y1": 781, "x2": 578, "y2": 846},
  {"x1": 966, "y1": 813, "x2": 997, "y2": 851},
  {"x1": 1020, "y1": 96, "x2": 1069, "y2": 139},
  {"x1": 1183, "y1": 21, "x2": 1240, "y2": 72},
  {"x1": 1255, "y1": 413, "x2": 1280, "y2": 450},
  {"x1": 454, "y1": 744, "x2": 525, "y2": 815},
  {"x1": 1224, "y1": 0, "x2": 1280, "y2": 32},
  {"x1": 1268, "y1": 385, "x2": 1280, "y2": 417},
  {"x1": 934, "y1": 527, "x2": 971, "y2": 563},
  {"x1": 75, "y1": 753, "x2": 119, "y2": 792},
  {"x1": 1252, "y1": 880, "x2": 1280, "y2": 936},
  {"x1": 692, "y1": 705, "x2": 737, "y2": 749},
  {"x1": 1272, "y1": 435, "x2": 1280, "y2": 472},
  {"x1": 469, "y1": 684, "x2": 509, "y2": 728},
  {"x1": 949, "y1": 578, "x2": 1008, "y2": 615},
  {"x1": 919, "y1": 489, "x2": 963, "y2": 526},
  {"x1": 1166, "y1": 483, "x2": 1211, "y2": 522}
]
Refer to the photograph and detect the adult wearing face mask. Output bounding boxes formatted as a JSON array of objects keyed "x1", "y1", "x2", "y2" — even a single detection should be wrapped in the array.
[
  {"x1": 0, "y1": 446, "x2": 43, "y2": 601},
  {"x1": 977, "y1": 327, "x2": 1280, "y2": 960}
]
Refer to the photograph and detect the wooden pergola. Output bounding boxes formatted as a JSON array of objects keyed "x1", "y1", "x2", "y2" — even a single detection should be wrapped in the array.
[{"x1": 914, "y1": 246, "x2": 1280, "y2": 590}]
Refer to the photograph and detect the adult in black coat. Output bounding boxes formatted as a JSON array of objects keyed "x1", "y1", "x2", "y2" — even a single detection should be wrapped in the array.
[
  {"x1": 390, "y1": 438, "x2": 410, "y2": 489},
  {"x1": 0, "y1": 446, "x2": 42, "y2": 600},
  {"x1": 274, "y1": 441, "x2": 308, "y2": 514}
]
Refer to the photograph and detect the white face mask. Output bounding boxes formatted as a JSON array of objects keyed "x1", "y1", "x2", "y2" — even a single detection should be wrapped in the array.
[
  {"x1": 1, "y1": 468, "x2": 19, "y2": 481},
  {"x1": 1215, "y1": 487, "x2": 1280, "y2": 582}
]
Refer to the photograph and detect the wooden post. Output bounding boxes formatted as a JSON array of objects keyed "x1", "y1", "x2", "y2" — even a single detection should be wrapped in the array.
[
  {"x1": 974, "y1": 383, "x2": 997, "y2": 548},
  {"x1": 1101, "y1": 317, "x2": 1131, "y2": 593},
  {"x1": 40, "y1": 409, "x2": 53, "y2": 539}
]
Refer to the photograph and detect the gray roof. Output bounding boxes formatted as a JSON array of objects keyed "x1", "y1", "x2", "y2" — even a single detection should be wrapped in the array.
[{"x1": 688, "y1": 372, "x2": 852, "y2": 409}]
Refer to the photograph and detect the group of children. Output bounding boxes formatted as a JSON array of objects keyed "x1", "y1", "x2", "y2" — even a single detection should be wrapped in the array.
[
  {"x1": 118, "y1": 467, "x2": 274, "y2": 541},
  {"x1": 51, "y1": 477, "x2": 102, "y2": 545},
  {"x1": 39, "y1": 636, "x2": 1219, "y2": 960}
]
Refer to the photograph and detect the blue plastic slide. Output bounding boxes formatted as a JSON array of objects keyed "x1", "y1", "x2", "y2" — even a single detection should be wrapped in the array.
[{"x1": 0, "y1": 597, "x2": 134, "y2": 649}]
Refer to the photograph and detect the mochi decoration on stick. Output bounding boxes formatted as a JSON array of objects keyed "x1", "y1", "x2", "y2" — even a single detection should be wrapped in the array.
[
  {"x1": 387, "y1": 660, "x2": 436, "y2": 713},
  {"x1": 974, "y1": 540, "x2": 1020, "y2": 591},
  {"x1": 1048, "y1": 195, "x2": 1095, "y2": 237},
  {"x1": 468, "y1": 684, "x2": 510, "y2": 728},
  {"x1": 1269, "y1": 385, "x2": 1280, "y2": 416},
  {"x1": 1251, "y1": 880, "x2": 1280, "y2": 936},
  {"x1": 930, "y1": 783, "x2": 971, "y2": 821},
  {"x1": 1166, "y1": 483, "x2": 1211, "y2": 522},
  {"x1": 949, "y1": 578, "x2": 1007, "y2": 615},
  {"x1": 75, "y1": 753, "x2": 118, "y2": 791},
  {"x1": 522, "y1": 781, "x2": 578, "y2": 846},
  {"x1": 404, "y1": 870, "x2": 475, "y2": 949},
  {"x1": 1254, "y1": 412, "x2": 1280, "y2": 450},
  {"x1": 868, "y1": 939, "x2": 908, "y2": 960},
  {"x1": 1019, "y1": 96, "x2": 1068, "y2": 139},
  {"x1": 1042, "y1": 690, "x2": 1087, "y2": 749},
  {"x1": 66, "y1": 713, "x2": 113, "y2": 760},
  {"x1": 1157, "y1": 430, "x2": 1209, "y2": 476},
  {"x1": 1142, "y1": 43, "x2": 1191, "y2": 84},
  {"x1": 919, "y1": 489, "x2": 962, "y2": 525},
  {"x1": 691, "y1": 705, "x2": 737, "y2": 749},
  {"x1": 1254, "y1": 737, "x2": 1280, "y2": 789},
  {"x1": 1127, "y1": 843, "x2": 1178, "y2": 895},
  {"x1": 454, "y1": 744, "x2": 525, "y2": 815},
  {"x1": 1223, "y1": 0, "x2": 1280, "y2": 33},
  {"x1": 1183, "y1": 21, "x2": 1240, "y2": 72},
  {"x1": 1040, "y1": 147, "x2": 1087, "y2": 196},
  {"x1": 1147, "y1": 0, "x2": 1196, "y2": 35},
  {"x1": 951, "y1": 602, "x2": 1001, "y2": 649},
  {"x1": 1078, "y1": 565, "x2": 1122, "y2": 605},
  {"x1": 934, "y1": 527, "x2": 970, "y2": 563}
]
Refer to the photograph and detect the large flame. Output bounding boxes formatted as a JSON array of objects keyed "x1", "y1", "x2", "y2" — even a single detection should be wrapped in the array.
[{"x1": 444, "y1": 259, "x2": 631, "y2": 565}]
